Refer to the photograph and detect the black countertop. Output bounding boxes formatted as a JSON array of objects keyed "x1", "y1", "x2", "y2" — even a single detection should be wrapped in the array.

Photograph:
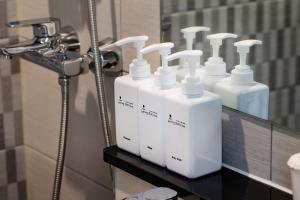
[{"x1": 104, "y1": 146, "x2": 292, "y2": 200}]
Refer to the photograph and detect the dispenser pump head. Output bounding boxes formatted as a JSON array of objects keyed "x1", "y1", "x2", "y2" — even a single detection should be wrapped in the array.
[
  {"x1": 181, "y1": 26, "x2": 210, "y2": 50},
  {"x1": 204, "y1": 33, "x2": 238, "y2": 76},
  {"x1": 234, "y1": 39, "x2": 262, "y2": 67},
  {"x1": 141, "y1": 42, "x2": 175, "y2": 89},
  {"x1": 167, "y1": 50, "x2": 204, "y2": 97},
  {"x1": 115, "y1": 36, "x2": 150, "y2": 79},
  {"x1": 231, "y1": 39, "x2": 263, "y2": 85},
  {"x1": 207, "y1": 33, "x2": 238, "y2": 59}
]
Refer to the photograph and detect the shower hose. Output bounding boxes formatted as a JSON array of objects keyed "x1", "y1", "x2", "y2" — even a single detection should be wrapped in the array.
[
  {"x1": 52, "y1": 77, "x2": 70, "y2": 200},
  {"x1": 52, "y1": 1, "x2": 113, "y2": 199}
]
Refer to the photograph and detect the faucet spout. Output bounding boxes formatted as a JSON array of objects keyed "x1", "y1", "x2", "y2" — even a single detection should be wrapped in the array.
[{"x1": 0, "y1": 39, "x2": 47, "y2": 57}]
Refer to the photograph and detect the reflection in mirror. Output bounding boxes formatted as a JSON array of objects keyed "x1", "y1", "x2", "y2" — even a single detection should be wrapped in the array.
[{"x1": 161, "y1": 0, "x2": 300, "y2": 132}]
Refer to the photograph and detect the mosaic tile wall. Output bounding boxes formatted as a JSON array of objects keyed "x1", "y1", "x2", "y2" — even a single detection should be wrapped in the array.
[
  {"x1": 161, "y1": 0, "x2": 300, "y2": 132},
  {"x1": 0, "y1": 0, "x2": 26, "y2": 199}
]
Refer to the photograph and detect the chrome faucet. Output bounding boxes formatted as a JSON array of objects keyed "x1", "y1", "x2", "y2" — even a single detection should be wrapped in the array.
[
  {"x1": 0, "y1": 17, "x2": 121, "y2": 77},
  {"x1": 0, "y1": 18, "x2": 90, "y2": 77}
]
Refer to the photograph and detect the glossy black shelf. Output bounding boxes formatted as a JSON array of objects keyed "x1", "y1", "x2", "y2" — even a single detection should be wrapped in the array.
[{"x1": 103, "y1": 145, "x2": 292, "y2": 200}]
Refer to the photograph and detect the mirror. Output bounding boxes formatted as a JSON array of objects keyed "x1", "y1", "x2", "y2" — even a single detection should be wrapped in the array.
[{"x1": 160, "y1": 0, "x2": 300, "y2": 132}]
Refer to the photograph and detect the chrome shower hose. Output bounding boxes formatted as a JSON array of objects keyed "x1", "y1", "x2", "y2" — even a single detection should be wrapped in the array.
[
  {"x1": 52, "y1": 77, "x2": 70, "y2": 200},
  {"x1": 87, "y1": 0, "x2": 112, "y2": 148}
]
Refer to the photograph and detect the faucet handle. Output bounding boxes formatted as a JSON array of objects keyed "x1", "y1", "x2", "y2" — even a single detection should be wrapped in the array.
[{"x1": 7, "y1": 17, "x2": 61, "y2": 37}]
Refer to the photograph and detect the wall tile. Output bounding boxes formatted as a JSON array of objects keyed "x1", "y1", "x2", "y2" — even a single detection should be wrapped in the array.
[
  {"x1": 222, "y1": 107, "x2": 272, "y2": 179},
  {"x1": 120, "y1": 0, "x2": 161, "y2": 72},
  {"x1": 271, "y1": 125, "x2": 300, "y2": 189},
  {"x1": 25, "y1": 146, "x2": 113, "y2": 200},
  {"x1": 0, "y1": 181, "x2": 27, "y2": 200},
  {"x1": 0, "y1": 146, "x2": 25, "y2": 187}
]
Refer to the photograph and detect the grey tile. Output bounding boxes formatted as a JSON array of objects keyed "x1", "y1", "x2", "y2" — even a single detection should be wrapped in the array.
[
  {"x1": 7, "y1": 182, "x2": 18, "y2": 200},
  {"x1": 4, "y1": 112, "x2": 16, "y2": 148},
  {"x1": 0, "y1": 149, "x2": 7, "y2": 186},
  {"x1": 0, "y1": 114, "x2": 4, "y2": 150},
  {"x1": 6, "y1": 149, "x2": 17, "y2": 184},
  {"x1": 13, "y1": 111, "x2": 23, "y2": 146},
  {"x1": 17, "y1": 181, "x2": 26, "y2": 200},
  {"x1": 15, "y1": 146, "x2": 25, "y2": 182},
  {"x1": 1, "y1": 76, "x2": 13, "y2": 113},
  {"x1": 271, "y1": 125, "x2": 300, "y2": 189},
  {"x1": 11, "y1": 74, "x2": 21, "y2": 111},
  {"x1": 222, "y1": 107, "x2": 272, "y2": 179},
  {"x1": 0, "y1": 185, "x2": 8, "y2": 200}
]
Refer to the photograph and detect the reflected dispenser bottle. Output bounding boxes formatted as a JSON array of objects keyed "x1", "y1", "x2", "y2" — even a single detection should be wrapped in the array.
[
  {"x1": 165, "y1": 50, "x2": 222, "y2": 178},
  {"x1": 214, "y1": 40, "x2": 269, "y2": 119},
  {"x1": 176, "y1": 26, "x2": 210, "y2": 82},
  {"x1": 114, "y1": 36, "x2": 151, "y2": 155},
  {"x1": 138, "y1": 42, "x2": 177, "y2": 166},
  {"x1": 203, "y1": 33, "x2": 238, "y2": 91}
]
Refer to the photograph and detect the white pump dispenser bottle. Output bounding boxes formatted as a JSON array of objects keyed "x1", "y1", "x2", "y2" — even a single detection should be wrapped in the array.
[
  {"x1": 114, "y1": 36, "x2": 151, "y2": 155},
  {"x1": 138, "y1": 42, "x2": 178, "y2": 167},
  {"x1": 176, "y1": 26, "x2": 210, "y2": 82},
  {"x1": 214, "y1": 40, "x2": 269, "y2": 119},
  {"x1": 203, "y1": 33, "x2": 238, "y2": 91},
  {"x1": 165, "y1": 50, "x2": 222, "y2": 178}
]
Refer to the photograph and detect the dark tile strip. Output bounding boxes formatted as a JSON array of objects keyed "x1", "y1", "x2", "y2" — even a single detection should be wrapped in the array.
[
  {"x1": 289, "y1": 86, "x2": 295, "y2": 114},
  {"x1": 269, "y1": 60, "x2": 277, "y2": 90},
  {"x1": 248, "y1": 34, "x2": 256, "y2": 65},
  {"x1": 277, "y1": 29, "x2": 284, "y2": 59},
  {"x1": 270, "y1": 1, "x2": 278, "y2": 30},
  {"x1": 211, "y1": 8, "x2": 220, "y2": 33},
  {"x1": 242, "y1": 4, "x2": 250, "y2": 35},
  {"x1": 290, "y1": 27, "x2": 297, "y2": 57},
  {"x1": 6, "y1": 149, "x2": 17, "y2": 184},
  {"x1": 284, "y1": 0, "x2": 291, "y2": 27},
  {"x1": 282, "y1": 58, "x2": 289, "y2": 88},
  {"x1": 0, "y1": 185, "x2": 7, "y2": 200},
  {"x1": 195, "y1": 10, "x2": 203, "y2": 26},
  {"x1": 187, "y1": 0, "x2": 195, "y2": 11},
  {"x1": 11, "y1": 59, "x2": 20, "y2": 75},
  {"x1": 219, "y1": 0, "x2": 227, "y2": 6},
  {"x1": 18, "y1": 181, "x2": 26, "y2": 200},
  {"x1": 296, "y1": 56, "x2": 300, "y2": 85},
  {"x1": 227, "y1": 6, "x2": 235, "y2": 33},
  {"x1": 263, "y1": 32, "x2": 270, "y2": 62},
  {"x1": 256, "y1": 2, "x2": 264, "y2": 33},
  {"x1": 14, "y1": 110, "x2": 23, "y2": 146},
  {"x1": 0, "y1": 114, "x2": 4, "y2": 150}
]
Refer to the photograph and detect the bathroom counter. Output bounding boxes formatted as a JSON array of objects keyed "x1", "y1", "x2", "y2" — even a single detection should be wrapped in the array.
[{"x1": 104, "y1": 145, "x2": 292, "y2": 200}]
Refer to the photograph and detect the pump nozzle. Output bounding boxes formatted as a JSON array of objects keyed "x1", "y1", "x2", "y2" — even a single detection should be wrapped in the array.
[
  {"x1": 141, "y1": 42, "x2": 174, "y2": 70},
  {"x1": 231, "y1": 39, "x2": 263, "y2": 85},
  {"x1": 167, "y1": 50, "x2": 204, "y2": 96},
  {"x1": 204, "y1": 33, "x2": 238, "y2": 76},
  {"x1": 115, "y1": 36, "x2": 150, "y2": 79},
  {"x1": 181, "y1": 26, "x2": 210, "y2": 50},
  {"x1": 234, "y1": 40, "x2": 262, "y2": 67},
  {"x1": 115, "y1": 36, "x2": 148, "y2": 64},
  {"x1": 207, "y1": 33, "x2": 238, "y2": 58},
  {"x1": 141, "y1": 42, "x2": 175, "y2": 89}
]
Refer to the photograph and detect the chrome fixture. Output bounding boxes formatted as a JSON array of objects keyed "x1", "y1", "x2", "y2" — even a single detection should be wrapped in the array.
[
  {"x1": 0, "y1": 16, "x2": 121, "y2": 200},
  {"x1": 124, "y1": 187, "x2": 178, "y2": 200}
]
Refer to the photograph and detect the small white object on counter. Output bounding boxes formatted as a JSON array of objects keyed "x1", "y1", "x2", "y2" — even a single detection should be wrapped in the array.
[
  {"x1": 114, "y1": 36, "x2": 152, "y2": 156},
  {"x1": 165, "y1": 50, "x2": 222, "y2": 178},
  {"x1": 214, "y1": 39, "x2": 269, "y2": 119},
  {"x1": 175, "y1": 26, "x2": 210, "y2": 82},
  {"x1": 203, "y1": 33, "x2": 238, "y2": 91},
  {"x1": 138, "y1": 42, "x2": 178, "y2": 167},
  {"x1": 288, "y1": 153, "x2": 300, "y2": 200}
]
